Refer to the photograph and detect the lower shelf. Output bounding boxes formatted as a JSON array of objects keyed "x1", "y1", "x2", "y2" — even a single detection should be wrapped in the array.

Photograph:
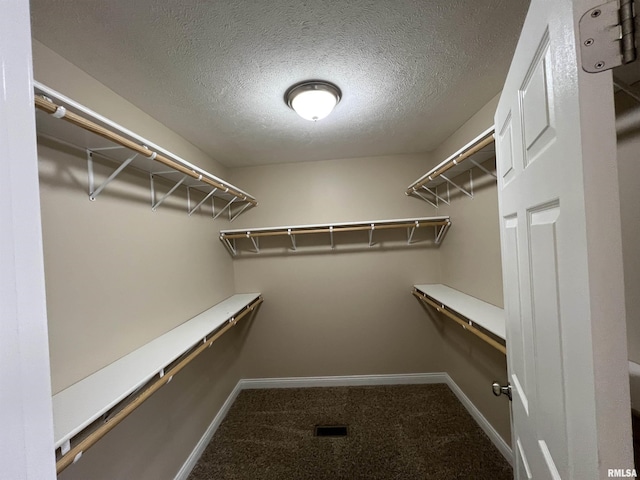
[
  {"x1": 413, "y1": 284, "x2": 506, "y2": 354},
  {"x1": 53, "y1": 293, "x2": 262, "y2": 473}
]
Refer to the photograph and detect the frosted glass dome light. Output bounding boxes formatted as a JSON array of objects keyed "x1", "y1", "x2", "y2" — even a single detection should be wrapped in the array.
[{"x1": 285, "y1": 81, "x2": 341, "y2": 121}]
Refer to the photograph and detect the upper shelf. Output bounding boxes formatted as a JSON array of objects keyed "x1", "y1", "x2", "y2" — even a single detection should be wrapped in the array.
[
  {"x1": 406, "y1": 127, "x2": 496, "y2": 207},
  {"x1": 33, "y1": 82, "x2": 257, "y2": 221},
  {"x1": 220, "y1": 216, "x2": 451, "y2": 256}
]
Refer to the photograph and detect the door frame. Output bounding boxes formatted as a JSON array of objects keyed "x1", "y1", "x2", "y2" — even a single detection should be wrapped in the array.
[{"x1": 0, "y1": 1, "x2": 56, "y2": 478}]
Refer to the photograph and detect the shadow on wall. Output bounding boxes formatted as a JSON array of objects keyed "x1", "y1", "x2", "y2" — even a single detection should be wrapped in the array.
[{"x1": 36, "y1": 135, "x2": 241, "y2": 219}]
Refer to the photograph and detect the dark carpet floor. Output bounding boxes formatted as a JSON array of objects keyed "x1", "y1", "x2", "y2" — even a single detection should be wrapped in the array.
[{"x1": 187, "y1": 383, "x2": 512, "y2": 480}]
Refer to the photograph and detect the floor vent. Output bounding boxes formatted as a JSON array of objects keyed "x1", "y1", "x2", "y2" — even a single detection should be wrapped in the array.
[{"x1": 314, "y1": 425, "x2": 348, "y2": 437}]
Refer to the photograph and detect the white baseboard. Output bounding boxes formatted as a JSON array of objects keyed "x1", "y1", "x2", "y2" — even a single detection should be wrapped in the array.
[
  {"x1": 239, "y1": 372, "x2": 447, "y2": 389},
  {"x1": 444, "y1": 374, "x2": 513, "y2": 465},
  {"x1": 173, "y1": 381, "x2": 244, "y2": 480},
  {"x1": 176, "y1": 372, "x2": 512, "y2": 479}
]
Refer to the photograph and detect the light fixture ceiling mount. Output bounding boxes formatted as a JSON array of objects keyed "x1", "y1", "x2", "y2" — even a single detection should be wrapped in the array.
[{"x1": 285, "y1": 80, "x2": 341, "y2": 122}]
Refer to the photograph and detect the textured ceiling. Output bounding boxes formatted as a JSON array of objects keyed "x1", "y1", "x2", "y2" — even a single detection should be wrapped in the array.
[{"x1": 30, "y1": 0, "x2": 530, "y2": 167}]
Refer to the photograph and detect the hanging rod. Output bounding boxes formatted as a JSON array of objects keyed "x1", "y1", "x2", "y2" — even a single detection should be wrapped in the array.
[
  {"x1": 220, "y1": 219, "x2": 450, "y2": 239},
  {"x1": 406, "y1": 127, "x2": 496, "y2": 196},
  {"x1": 55, "y1": 295, "x2": 263, "y2": 474},
  {"x1": 220, "y1": 216, "x2": 451, "y2": 256},
  {"x1": 33, "y1": 82, "x2": 257, "y2": 207}
]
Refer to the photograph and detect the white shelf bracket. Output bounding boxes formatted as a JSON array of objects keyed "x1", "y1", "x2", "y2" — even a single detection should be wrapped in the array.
[
  {"x1": 151, "y1": 174, "x2": 188, "y2": 211},
  {"x1": 288, "y1": 229, "x2": 297, "y2": 251},
  {"x1": 411, "y1": 187, "x2": 438, "y2": 208},
  {"x1": 87, "y1": 151, "x2": 138, "y2": 201},
  {"x1": 188, "y1": 187, "x2": 218, "y2": 216},
  {"x1": 61, "y1": 440, "x2": 71, "y2": 456},
  {"x1": 369, "y1": 224, "x2": 375, "y2": 247},
  {"x1": 248, "y1": 232, "x2": 260, "y2": 253},
  {"x1": 220, "y1": 234, "x2": 237, "y2": 256},
  {"x1": 329, "y1": 226, "x2": 334, "y2": 249},
  {"x1": 434, "y1": 221, "x2": 451, "y2": 245},
  {"x1": 440, "y1": 174, "x2": 473, "y2": 198},
  {"x1": 213, "y1": 197, "x2": 237, "y2": 220},
  {"x1": 423, "y1": 186, "x2": 450, "y2": 206},
  {"x1": 407, "y1": 220, "x2": 419, "y2": 244},
  {"x1": 230, "y1": 202, "x2": 251, "y2": 221},
  {"x1": 469, "y1": 158, "x2": 497, "y2": 178}
]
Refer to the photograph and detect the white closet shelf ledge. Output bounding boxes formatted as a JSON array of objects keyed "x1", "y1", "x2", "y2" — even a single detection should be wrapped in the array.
[
  {"x1": 33, "y1": 82, "x2": 257, "y2": 214},
  {"x1": 53, "y1": 293, "x2": 261, "y2": 472},
  {"x1": 413, "y1": 284, "x2": 505, "y2": 353}
]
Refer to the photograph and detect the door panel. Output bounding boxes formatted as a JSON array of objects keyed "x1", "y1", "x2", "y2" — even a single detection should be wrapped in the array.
[{"x1": 496, "y1": 0, "x2": 631, "y2": 478}]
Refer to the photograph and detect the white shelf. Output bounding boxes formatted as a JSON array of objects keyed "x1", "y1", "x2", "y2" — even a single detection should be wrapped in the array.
[
  {"x1": 52, "y1": 293, "x2": 261, "y2": 450},
  {"x1": 220, "y1": 216, "x2": 451, "y2": 256},
  {"x1": 414, "y1": 284, "x2": 505, "y2": 340}
]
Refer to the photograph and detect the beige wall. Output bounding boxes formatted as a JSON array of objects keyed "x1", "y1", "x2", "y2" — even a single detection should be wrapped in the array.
[
  {"x1": 229, "y1": 154, "x2": 446, "y2": 379},
  {"x1": 33, "y1": 42, "x2": 244, "y2": 480},
  {"x1": 616, "y1": 92, "x2": 640, "y2": 364},
  {"x1": 427, "y1": 93, "x2": 511, "y2": 442}
]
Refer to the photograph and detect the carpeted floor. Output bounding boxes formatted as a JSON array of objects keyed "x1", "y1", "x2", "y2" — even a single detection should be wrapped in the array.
[{"x1": 187, "y1": 384, "x2": 512, "y2": 480}]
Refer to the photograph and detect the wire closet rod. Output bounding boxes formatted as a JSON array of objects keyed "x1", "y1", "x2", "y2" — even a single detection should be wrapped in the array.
[
  {"x1": 412, "y1": 289, "x2": 506, "y2": 355},
  {"x1": 55, "y1": 296, "x2": 263, "y2": 474},
  {"x1": 220, "y1": 218, "x2": 450, "y2": 240},
  {"x1": 33, "y1": 85, "x2": 257, "y2": 206},
  {"x1": 406, "y1": 129, "x2": 495, "y2": 195}
]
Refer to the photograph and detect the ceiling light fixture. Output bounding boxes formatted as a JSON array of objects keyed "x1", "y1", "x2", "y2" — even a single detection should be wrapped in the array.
[{"x1": 285, "y1": 80, "x2": 341, "y2": 122}]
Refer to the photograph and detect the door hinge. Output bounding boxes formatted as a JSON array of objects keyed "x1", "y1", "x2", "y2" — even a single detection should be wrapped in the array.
[{"x1": 580, "y1": 0, "x2": 637, "y2": 72}]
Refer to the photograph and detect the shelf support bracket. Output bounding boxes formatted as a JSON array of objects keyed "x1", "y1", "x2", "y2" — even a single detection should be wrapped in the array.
[
  {"x1": 329, "y1": 226, "x2": 334, "y2": 249},
  {"x1": 369, "y1": 224, "x2": 375, "y2": 247},
  {"x1": 423, "y1": 186, "x2": 450, "y2": 206},
  {"x1": 247, "y1": 233, "x2": 259, "y2": 253},
  {"x1": 219, "y1": 235, "x2": 237, "y2": 256},
  {"x1": 440, "y1": 174, "x2": 473, "y2": 198},
  {"x1": 88, "y1": 151, "x2": 138, "y2": 201},
  {"x1": 411, "y1": 188, "x2": 438, "y2": 208},
  {"x1": 151, "y1": 174, "x2": 187, "y2": 211},
  {"x1": 407, "y1": 220, "x2": 419, "y2": 244},
  {"x1": 469, "y1": 159, "x2": 497, "y2": 178},
  {"x1": 288, "y1": 229, "x2": 297, "y2": 250},
  {"x1": 230, "y1": 202, "x2": 251, "y2": 221},
  {"x1": 188, "y1": 188, "x2": 217, "y2": 216},
  {"x1": 213, "y1": 197, "x2": 237, "y2": 220},
  {"x1": 435, "y1": 221, "x2": 451, "y2": 245}
]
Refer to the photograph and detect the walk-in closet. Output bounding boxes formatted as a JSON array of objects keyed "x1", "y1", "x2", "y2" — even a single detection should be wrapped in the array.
[{"x1": 2, "y1": 0, "x2": 637, "y2": 479}]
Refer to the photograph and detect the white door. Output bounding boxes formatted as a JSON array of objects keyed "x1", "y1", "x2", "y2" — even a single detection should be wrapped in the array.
[{"x1": 496, "y1": 0, "x2": 633, "y2": 478}]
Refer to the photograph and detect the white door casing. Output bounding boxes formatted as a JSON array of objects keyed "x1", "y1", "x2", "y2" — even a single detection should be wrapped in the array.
[
  {"x1": 0, "y1": 0, "x2": 56, "y2": 478},
  {"x1": 496, "y1": 0, "x2": 632, "y2": 478}
]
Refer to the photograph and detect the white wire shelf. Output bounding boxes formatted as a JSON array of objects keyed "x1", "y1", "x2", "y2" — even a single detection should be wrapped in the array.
[
  {"x1": 33, "y1": 82, "x2": 257, "y2": 221},
  {"x1": 220, "y1": 216, "x2": 451, "y2": 256},
  {"x1": 406, "y1": 126, "x2": 496, "y2": 208}
]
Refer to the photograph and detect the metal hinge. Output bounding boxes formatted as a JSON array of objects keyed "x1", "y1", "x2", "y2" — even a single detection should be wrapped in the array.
[{"x1": 580, "y1": 0, "x2": 637, "y2": 72}]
